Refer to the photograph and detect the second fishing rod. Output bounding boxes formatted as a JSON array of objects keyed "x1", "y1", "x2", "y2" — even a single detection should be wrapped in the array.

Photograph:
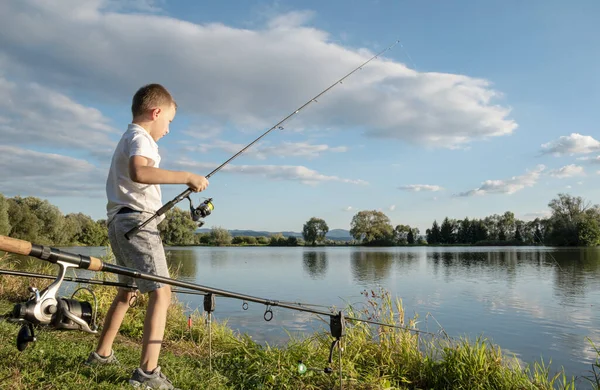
[{"x1": 125, "y1": 40, "x2": 401, "y2": 240}]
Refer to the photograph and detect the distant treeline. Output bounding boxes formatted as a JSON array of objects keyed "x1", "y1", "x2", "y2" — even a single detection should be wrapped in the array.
[
  {"x1": 0, "y1": 193, "x2": 302, "y2": 248},
  {"x1": 0, "y1": 192, "x2": 598, "y2": 248},
  {"x1": 343, "y1": 193, "x2": 600, "y2": 247}
]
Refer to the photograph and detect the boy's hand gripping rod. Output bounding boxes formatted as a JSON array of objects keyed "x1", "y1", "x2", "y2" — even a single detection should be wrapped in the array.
[{"x1": 125, "y1": 40, "x2": 400, "y2": 240}]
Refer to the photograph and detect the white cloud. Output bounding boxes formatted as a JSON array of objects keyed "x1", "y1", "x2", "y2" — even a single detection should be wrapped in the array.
[
  {"x1": 0, "y1": 1, "x2": 517, "y2": 149},
  {"x1": 0, "y1": 146, "x2": 105, "y2": 197},
  {"x1": 182, "y1": 124, "x2": 224, "y2": 140},
  {"x1": 102, "y1": 0, "x2": 165, "y2": 13},
  {"x1": 388, "y1": 205, "x2": 396, "y2": 211},
  {"x1": 174, "y1": 160, "x2": 368, "y2": 186},
  {"x1": 577, "y1": 155, "x2": 600, "y2": 164},
  {"x1": 457, "y1": 165, "x2": 545, "y2": 196},
  {"x1": 191, "y1": 140, "x2": 248, "y2": 155},
  {"x1": 540, "y1": 133, "x2": 600, "y2": 156},
  {"x1": 398, "y1": 184, "x2": 443, "y2": 192},
  {"x1": 0, "y1": 76, "x2": 117, "y2": 155},
  {"x1": 254, "y1": 142, "x2": 348, "y2": 159},
  {"x1": 188, "y1": 140, "x2": 347, "y2": 160},
  {"x1": 343, "y1": 206, "x2": 354, "y2": 211},
  {"x1": 548, "y1": 164, "x2": 585, "y2": 178}
]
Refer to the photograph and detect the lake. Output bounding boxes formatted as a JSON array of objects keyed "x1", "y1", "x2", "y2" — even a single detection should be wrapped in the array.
[{"x1": 5, "y1": 245, "x2": 600, "y2": 388}]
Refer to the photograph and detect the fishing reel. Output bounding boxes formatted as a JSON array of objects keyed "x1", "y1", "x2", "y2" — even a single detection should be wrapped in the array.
[
  {"x1": 186, "y1": 196, "x2": 214, "y2": 228},
  {"x1": 9, "y1": 260, "x2": 98, "y2": 351}
]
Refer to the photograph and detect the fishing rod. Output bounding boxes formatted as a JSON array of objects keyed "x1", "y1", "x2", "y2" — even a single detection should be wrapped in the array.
[
  {"x1": 0, "y1": 235, "x2": 433, "y2": 333},
  {"x1": 0, "y1": 269, "x2": 334, "y2": 309},
  {"x1": 125, "y1": 40, "x2": 401, "y2": 240},
  {"x1": 0, "y1": 269, "x2": 206, "y2": 297},
  {"x1": 0, "y1": 234, "x2": 437, "y2": 387}
]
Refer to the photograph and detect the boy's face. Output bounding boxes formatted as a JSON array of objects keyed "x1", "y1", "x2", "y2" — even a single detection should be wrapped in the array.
[{"x1": 150, "y1": 103, "x2": 176, "y2": 141}]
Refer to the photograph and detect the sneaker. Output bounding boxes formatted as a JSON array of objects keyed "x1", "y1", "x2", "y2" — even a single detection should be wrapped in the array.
[
  {"x1": 129, "y1": 366, "x2": 180, "y2": 389},
  {"x1": 85, "y1": 350, "x2": 119, "y2": 366}
]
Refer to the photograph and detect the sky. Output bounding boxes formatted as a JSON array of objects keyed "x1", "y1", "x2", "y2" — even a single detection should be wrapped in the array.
[{"x1": 0, "y1": 0, "x2": 599, "y2": 233}]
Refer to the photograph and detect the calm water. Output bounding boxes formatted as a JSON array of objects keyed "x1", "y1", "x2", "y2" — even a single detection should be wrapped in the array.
[{"x1": 6, "y1": 245, "x2": 600, "y2": 387}]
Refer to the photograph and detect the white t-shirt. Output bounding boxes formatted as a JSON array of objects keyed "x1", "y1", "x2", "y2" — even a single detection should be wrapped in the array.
[{"x1": 106, "y1": 124, "x2": 164, "y2": 224}]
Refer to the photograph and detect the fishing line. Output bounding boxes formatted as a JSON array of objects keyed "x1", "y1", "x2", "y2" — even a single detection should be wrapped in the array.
[
  {"x1": 124, "y1": 39, "x2": 402, "y2": 240},
  {"x1": 533, "y1": 230, "x2": 563, "y2": 271},
  {"x1": 398, "y1": 41, "x2": 418, "y2": 71}
]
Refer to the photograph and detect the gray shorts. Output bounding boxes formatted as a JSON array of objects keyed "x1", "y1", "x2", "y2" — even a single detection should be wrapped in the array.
[{"x1": 108, "y1": 212, "x2": 170, "y2": 294}]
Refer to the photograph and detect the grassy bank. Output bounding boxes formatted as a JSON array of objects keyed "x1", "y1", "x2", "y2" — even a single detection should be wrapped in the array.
[{"x1": 0, "y1": 254, "x2": 596, "y2": 389}]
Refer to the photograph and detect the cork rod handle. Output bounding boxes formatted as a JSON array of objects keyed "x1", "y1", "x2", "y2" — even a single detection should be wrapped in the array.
[{"x1": 0, "y1": 235, "x2": 32, "y2": 256}]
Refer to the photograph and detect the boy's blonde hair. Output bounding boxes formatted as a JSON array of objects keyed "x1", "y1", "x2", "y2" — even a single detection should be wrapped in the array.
[{"x1": 131, "y1": 83, "x2": 177, "y2": 118}]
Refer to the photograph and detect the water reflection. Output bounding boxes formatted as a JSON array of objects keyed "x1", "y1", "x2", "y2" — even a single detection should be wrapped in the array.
[
  {"x1": 429, "y1": 250, "x2": 525, "y2": 284},
  {"x1": 302, "y1": 250, "x2": 328, "y2": 279},
  {"x1": 209, "y1": 249, "x2": 229, "y2": 269},
  {"x1": 350, "y1": 250, "x2": 394, "y2": 283},
  {"x1": 549, "y1": 249, "x2": 600, "y2": 303},
  {"x1": 166, "y1": 250, "x2": 197, "y2": 279},
  {"x1": 394, "y1": 252, "x2": 419, "y2": 271}
]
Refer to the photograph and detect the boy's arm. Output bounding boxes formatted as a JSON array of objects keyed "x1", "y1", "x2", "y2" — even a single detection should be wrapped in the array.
[{"x1": 129, "y1": 156, "x2": 208, "y2": 191}]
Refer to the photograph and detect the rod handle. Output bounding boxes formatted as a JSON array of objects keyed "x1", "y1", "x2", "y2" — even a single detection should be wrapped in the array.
[{"x1": 0, "y1": 235, "x2": 32, "y2": 256}]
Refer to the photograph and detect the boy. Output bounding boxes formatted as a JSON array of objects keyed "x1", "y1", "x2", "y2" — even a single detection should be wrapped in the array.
[{"x1": 86, "y1": 83, "x2": 208, "y2": 389}]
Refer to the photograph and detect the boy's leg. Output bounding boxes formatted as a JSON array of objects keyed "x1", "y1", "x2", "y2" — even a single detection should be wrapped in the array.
[
  {"x1": 110, "y1": 213, "x2": 173, "y2": 372},
  {"x1": 89, "y1": 217, "x2": 137, "y2": 360},
  {"x1": 140, "y1": 285, "x2": 172, "y2": 372},
  {"x1": 96, "y1": 287, "x2": 136, "y2": 357}
]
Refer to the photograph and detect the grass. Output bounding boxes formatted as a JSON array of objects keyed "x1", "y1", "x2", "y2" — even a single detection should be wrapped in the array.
[{"x1": 0, "y1": 252, "x2": 595, "y2": 390}]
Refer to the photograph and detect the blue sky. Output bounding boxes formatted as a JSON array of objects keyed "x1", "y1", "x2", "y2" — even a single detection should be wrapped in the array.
[{"x1": 1, "y1": 0, "x2": 599, "y2": 233}]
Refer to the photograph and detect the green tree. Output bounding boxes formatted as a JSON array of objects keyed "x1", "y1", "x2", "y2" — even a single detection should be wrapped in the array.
[
  {"x1": 194, "y1": 233, "x2": 211, "y2": 245},
  {"x1": 549, "y1": 193, "x2": 590, "y2": 225},
  {"x1": 22, "y1": 196, "x2": 68, "y2": 245},
  {"x1": 545, "y1": 193, "x2": 598, "y2": 246},
  {"x1": 80, "y1": 220, "x2": 109, "y2": 246},
  {"x1": 256, "y1": 236, "x2": 269, "y2": 245},
  {"x1": 577, "y1": 217, "x2": 600, "y2": 246},
  {"x1": 498, "y1": 228, "x2": 507, "y2": 241},
  {"x1": 286, "y1": 236, "x2": 299, "y2": 246},
  {"x1": 7, "y1": 197, "x2": 41, "y2": 242},
  {"x1": 440, "y1": 217, "x2": 455, "y2": 244},
  {"x1": 349, "y1": 210, "x2": 394, "y2": 244},
  {"x1": 302, "y1": 217, "x2": 329, "y2": 246},
  {"x1": 5, "y1": 196, "x2": 69, "y2": 245},
  {"x1": 65, "y1": 213, "x2": 94, "y2": 245},
  {"x1": 407, "y1": 229, "x2": 415, "y2": 244},
  {"x1": 394, "y1": 224, "x2": 411, "y2": 245},
  {"x1": 514, "y1": 223, "x2": 523, "y2": 243},
  {"x1": 483, "y1": 214, "x2": 501, "y2": 240},
  {"x1": 209, "y1": 227, "x2": 232, "y2": 246},
  {"x1": 426, "y1": 220, "x2": 441, "y2": 244},
  {"x1": 0, "y1": 194, "x2": 11, "y2": 235},
  {"x1": 244, "y1": 236, "x2": 258, "y2": 245},
  {"x1": 499, "y1": 211, "x2": 516, "y2": 240},
  {"x1": 268, "y1": 233, "x2": 287, "y2": 246},
  {"x1": 469, "y1": 220, "x2": 487, "y2": 243},
  {"x1": 457, "y1": 218, "x2": 471, "y2": 244},
  {"x1": 158, "y1": 207, "x2": 199, "y2": 245}
]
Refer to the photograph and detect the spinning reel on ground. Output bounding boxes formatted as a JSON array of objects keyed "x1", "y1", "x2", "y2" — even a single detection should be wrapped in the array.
[
  {"x1": 186, "y1": 197, "x2": 214, "y2": 228},
  {"x1": 8, "y1": 260, "x2": 99, "y2": 351}
]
